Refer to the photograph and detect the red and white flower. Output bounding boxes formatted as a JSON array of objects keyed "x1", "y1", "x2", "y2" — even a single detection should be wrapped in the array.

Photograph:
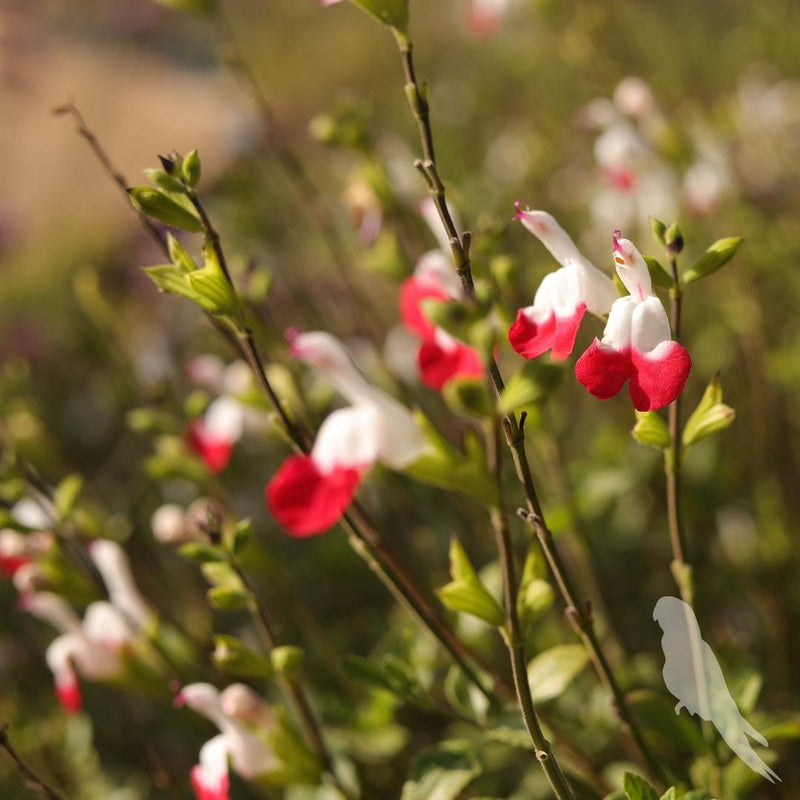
[
  {"x1": 575, "y1": 230, "x2": 691, "y2": 411},
  {"x1": 0, "y1": 529, "x2": 52, "y2": 578},
  {"x1": 266, "y1": 331, "x2": 428, "y2": 537},
  {"x1": 22, "y1": 540, "x2": 149, "y2": 712},
  {"x1": 509, "y1": 207, "x2": 618, "y2": 360},
  {"x1": 399, "y1": 250, "x2": 484, "y2": 390},
  {"x1": 468, "y1": 0, "x2": 510, "y2": 37},
  {"x1": 177, "y1": 683, "x2": 278, "y2": 800}
]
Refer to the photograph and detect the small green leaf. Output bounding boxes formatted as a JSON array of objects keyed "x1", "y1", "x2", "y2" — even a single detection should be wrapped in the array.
[
  {"x1": 683, "y1": 237, "x2": 743, "y2": 285},
  {"x1": 142, "y1": 265, "x2": 205, "y2": 306},
  {"x1": 271, "y1": 645, "x2": 304, "y2": 675},
  {"x1": 207, "y1": 585, "x2": 251, "y2": 610},
  {"x1": 182, "y1": 149, "x2": 201, "y2": 187},
  {"x1": 400, "y1": 741, "x2": 481, "y2": 800},
  {"x1": 437, "y1": 581, "x2": 504, "y2": 627},
  {"x1": 178, "y1": 542, "x2": 226, "y2": 564},
  {"x1": 448, "y1": 537, "x2": 479, "y2": 585},
  {"x1": 632, "y1": 410, "x2": 670, "y2": 450},
  {"x1": 623, "y1": 772, "x2": 659, "y2": 800},
  {"x1": 643, "y1": 256, "x2": 674, "y2": 288},
  {"x1": 348, "y1": 0, "x2": 409, "y2": 33},
  {"x1": 650, "y1": 216, "x2": 667, "y2": 247},
  {"x1": 213, "y1": 634, "x2": 273, "y2": 677},
  {"x1": 498, "y1": 362, "x2": 563, "y2": 414},
  {"x1": 144, "y1": 168, "x2": 185, "y2": 194},
  {"x1": 444, "y1": 665, "x2": 489, "y2": 721},
  {"x1": 527, "y1": 644, "x2": 589, "y2": 703},
  {"x1": 683, "y1": 373, "x2": 735, "y2": 447},
  {"x1": 658, "y1": 788, "x2": 677, "y2": 800},
  {"x1": 517, "y1": 579, "x2": 554, "y2": 630},
  {"x1": 442, "y1": 377, "x2": 492, "y2": 419},
  {"x1": 188, "y1": 269, "x2": 238, "y2": 316},
  {"x1": 53, "y1": 474, "x2": 83, "y2": 520},
  {"x1": 167, "y1": 233, "x2": 198, "y2": 272},
  {"x1": 228, "y1": 518, "x2": 253, "y2": 554},
  {"x1": 128, "y1": 186, "x2": 203, "y2": 232}
]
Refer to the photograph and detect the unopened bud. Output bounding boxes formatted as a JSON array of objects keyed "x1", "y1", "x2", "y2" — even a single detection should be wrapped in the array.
[{"x1": 151, "y1": 504, "x2": 189, "y2": 544}]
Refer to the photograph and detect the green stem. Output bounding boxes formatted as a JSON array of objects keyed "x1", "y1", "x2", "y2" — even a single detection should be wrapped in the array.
[
  {"x1": 487, "y1": 422, "x2": 576, "y2": 800},
  {"x1": 0, "y1": 724, "x2": 66, "y2": 800},
  {"x1": 396, "y1": 39, "x2": 666, "y2": 788}
]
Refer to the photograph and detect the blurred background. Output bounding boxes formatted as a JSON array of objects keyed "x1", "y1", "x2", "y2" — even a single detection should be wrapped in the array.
[{"x1": 2, "y1": 0, "x2": 800, "y2": 797}]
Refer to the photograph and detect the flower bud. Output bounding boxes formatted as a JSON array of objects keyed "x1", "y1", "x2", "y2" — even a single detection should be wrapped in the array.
[{"x1": 151, "y1": 504, "x2": 189, "y2": 544}]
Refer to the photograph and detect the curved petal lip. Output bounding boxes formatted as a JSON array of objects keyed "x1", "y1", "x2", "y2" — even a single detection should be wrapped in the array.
[
  {"x1": 418, "y1": 338, "x2": 483, "y2": 390},
  {"x1": 508, "y1": 303, "x2": 586, "y2": 361},
  {"x1": 266, "y1": 455, "x2": 362, "y2": 538},
  {"x1": 399, "y1": 278, "x2": 449, "y2": 340}
]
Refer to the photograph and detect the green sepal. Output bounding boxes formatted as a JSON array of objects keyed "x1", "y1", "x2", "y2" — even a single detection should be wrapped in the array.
[
  {"x1": 442, "y1": 377, "x2": 493, "y2": 419},
  {"x1": 128, "y1": 186, "x2": 203, "y2": 232},
  {"x1": 188, "y1": 269, "x2": 238, "y2": 316},
  {"x1": 213, "y1": 634, "x2": 273, "y2": 677},
  {"x1": 143, "y1": 168, "x2": 185, "y2": 195},
  {"x1": 167, "y1": 233, "x2": 198, "y2": 273},
  {"x1": 631, "y1": 410, "x2": 670, "y2": 450},
  {"x1": 271, "y1": 645, "x2": 305, "y2": 676},
  {"x1": 498, "y1": 362, "x2": 562, "y2": 414},
  {"x1": 178, "y1": 542, "x2": 226, "y2": 564},
  {"x1": 683, "y1": 237, "x2": 743, "y2": 285},
  {"x1": 649, "y1": 216, "x2": 667, "y2": 247}
]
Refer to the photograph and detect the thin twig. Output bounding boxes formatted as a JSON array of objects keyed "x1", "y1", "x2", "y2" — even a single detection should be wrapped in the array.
[
  {"x1": 0, "y1": 724, "x2": 66, "y2": 800},
  {"x1": 396, "y1": 38, "x2": 666, "y2": 788},
  {"x1": 487, "y1": 422, "x2": 576, "y2": 799}
]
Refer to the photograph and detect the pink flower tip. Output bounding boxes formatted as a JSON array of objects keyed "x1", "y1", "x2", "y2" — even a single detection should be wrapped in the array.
[
  {"x1": 173, "y1": 690, "x2": 187, "y2": 709},
  {"x1": 513, "y1": 200, "x2": 529, "y2": 221},
  {"x1": 16, "y1": 593, "x2": 33, "y2": 612},
  {"x1": 612, "y1": 229, "x2": 623, "y2": 252},
  {"x1": 285, "y1": 327, "x2": 305, "y2": 356}
]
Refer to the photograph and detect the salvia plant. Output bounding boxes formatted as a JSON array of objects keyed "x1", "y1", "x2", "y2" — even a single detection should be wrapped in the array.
[{"x1": 2, "y1": 1, "x2": 799, "y2": 799}]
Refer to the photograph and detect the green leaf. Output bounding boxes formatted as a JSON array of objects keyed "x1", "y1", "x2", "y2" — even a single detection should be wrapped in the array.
[
  {"x1": 348, "y1": 0, "x2": 409, "y2": 33},
  {"x1": 182, "y1": 149, "x2": 201, "y2": 187},
  {"x1": 207, "y1": 585, "x2": 251, "y2": 610},
  {"x1": 437, "y1": 581, "x2": 504, "y2": 627},
  {"x1": 271, "y1": 645, "x2": 305, "y2": 675},
  {"x1": 128, "y1": 186, "x2": 203, "y2": 231},
  {"x1": 149, "y1": 0, "x2": 214, "y2": 14},
  {"x1": 498, "y1": 362, "x2": 563, "y2": 414},
  {"x1": 444, "y1": 665, "x2": 489, "y2": 721},
  {"x1": 643, "y1": 256, "x2": 674, "y2": 288},
  {"x1": 144, "y1": 168, "x2": 185, "y2": 194},
  {"x1": 228, "y1": 518, "x2": 253, "y2": 554},
  {"x1": 442, "y1": 377, "x2": 492, "y2": 419},
  {"x1": 682, "y1": 237, "x2": 743, "y2": 284},
  {"x1": 167, "y1": 233, "x2": 198, "y2": 273},
  {"x1": 527, "y1": 644, "x2": 589, "y2": 703},
  {"x1": 517, "y1": 578, "x2": 554, "y2": 630},
  {"x1": 658, "y1": 789, "x2": 677, "y2": 800},
  {"x1": 400, "y1": 741, "x2": 481, "y2": 800},
  {"x1": 188, "y1": 268, "x2": 238, "y2": 316},
  {"x1": 448, "y1": 537, "x2": 479, "y2": 585},
  {"x1": 178, "y1": 542, "x2": 226, "y2": 564},
  {"x1": 683, "y1": 373, "x2": 735, "y2": 447},
  {"x1": 626, "y1": 689, "x2": 705, "y2": 753},
  {"x1": 631, "y1": 410, "x2": 670, "y2": 450},
  {"x1": 53, "y1": 473, "x2": 83, "y2": 520},
  {"x1": 143, "y1": 265, "x2": 206, "y2": 305},
  {"x1": 213, "y1": 634, "x2": 273, "y2": 677},
  {"x1": 622, "y1": 772, "x2": 659, "y2": 800},
  {"x1": 650, "y1": 216, "x2": 667, "y2": 247}
]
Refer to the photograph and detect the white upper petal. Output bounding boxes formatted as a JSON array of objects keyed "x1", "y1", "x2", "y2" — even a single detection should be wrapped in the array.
[
  {"x1": 204, "y1": 397, "x2": 245, "y2": 442},
  {"x1": 414, "y1": 250, "x2": 462, "y2": 299},
  {"x1": 518, "y1": 210, "x2": 583, "y2": 266},
  {"x1": 311, "y1": 406, "x2": 382, "y2": 473},
  {"x1": 530, "y1": 267, "x2": 582, "y2": 320},
  {"x1": 600, "y1": 296, "x2": 636, "y2": 350},
  {"x1": 630, "y1": 296, "x2": 672, "y2": 354},
  {"x1": 90, "y1": 540, "x2": 150, "y2": 629},
  {"x1": 11, "y1": 498, "x2": 53, "y2": 530},
  {"x1": 82, "y1": 601, "x2": 136, "y2": 650},
  {"x1": 226, "y1": 723, "x2": 279, "y2": 779},
  {"x1": 370, "y1": 396, "x2": 430, "y2": 470},
  {"x1": 613, "y1": 235, "x2": 652, "y2": 300},
  {"x1": 196, "y1": 734, "x2": 230, "y2": 789}
]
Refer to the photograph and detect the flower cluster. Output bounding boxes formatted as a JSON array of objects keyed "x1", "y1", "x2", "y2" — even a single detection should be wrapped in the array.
[{"x1": 511, "y1": 208, "x2": 691, "y2": 411}]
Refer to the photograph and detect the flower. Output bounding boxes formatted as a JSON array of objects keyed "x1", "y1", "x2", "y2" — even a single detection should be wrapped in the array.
[
  {"x1": 0, "y1": 529, "x2": 52, "y2": 578},
  {"x1": 22, "y1": 540, "x2": 148, "y2": 712},
  {"x1": 468, "y1": 0, "x2": 510, "y2": 37},
  {"x1": 176, "y1": 683, "x2": 278, "y2": 800},
  {"x1": 266, "y1": 331, "x2": 428, "y2": 537},
  {"x1": 399, "y1": 250, "x2": 484, "y2": 389},
  {"x1": 575, "y1": 230, "x2": 691, "y2": 411},
  {"x1": 509, "y1": 206, "x2": 618, "y2": 360}
]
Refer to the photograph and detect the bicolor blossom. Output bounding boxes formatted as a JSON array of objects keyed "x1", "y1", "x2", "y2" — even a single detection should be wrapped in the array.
[
  {"x1": 266, "y1": 331, "x2": 428, "y2": 537},
  {"x1": 575, "y1": 231, "x2": 691, "y2": 411},
  {"x1": 186, "y1": 357, "x2": 256, "y2": 473},
  {"x1": 399, "y1": 250, "x2": 484, "y2": 390},
  {"x1": 22, "y1": 540, "x2": 148, "y2": 712},
  {"x1": 0, "y1": 529, "x2": 52, "y2": 578},
  {"x1": 177, "y1": 682, "x2": 278, "y2": 800},
  {"x1": 509, "y1": 207, "x2": 618, "y2": 360},
  {"x1": 468, "y1": 0, "x2": 510, "y2": 37}
]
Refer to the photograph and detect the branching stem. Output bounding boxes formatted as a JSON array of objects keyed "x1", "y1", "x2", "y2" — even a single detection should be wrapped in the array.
[{"x1": 0, "y1": 724, "x2": 66, "y2": 800}]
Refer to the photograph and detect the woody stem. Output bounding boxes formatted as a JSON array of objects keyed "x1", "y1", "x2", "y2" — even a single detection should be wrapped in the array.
[{"x1": 0, "y1": 724, "x2": 66, "y2": 800}]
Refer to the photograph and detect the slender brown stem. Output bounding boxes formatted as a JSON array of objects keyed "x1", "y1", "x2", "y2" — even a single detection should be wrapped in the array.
[
  {"x1": 0, "y1": 724, "x2": 66, "y2": 800},
  {"x1": 396, "y1": 39, "x2": 665, "y2": 788},
  {"x1": 487, "y1": 424, "x2": 575, "y2": 799},
  {"x1": 666, "y1": 259, "x2": 691, "y2": 602}
]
